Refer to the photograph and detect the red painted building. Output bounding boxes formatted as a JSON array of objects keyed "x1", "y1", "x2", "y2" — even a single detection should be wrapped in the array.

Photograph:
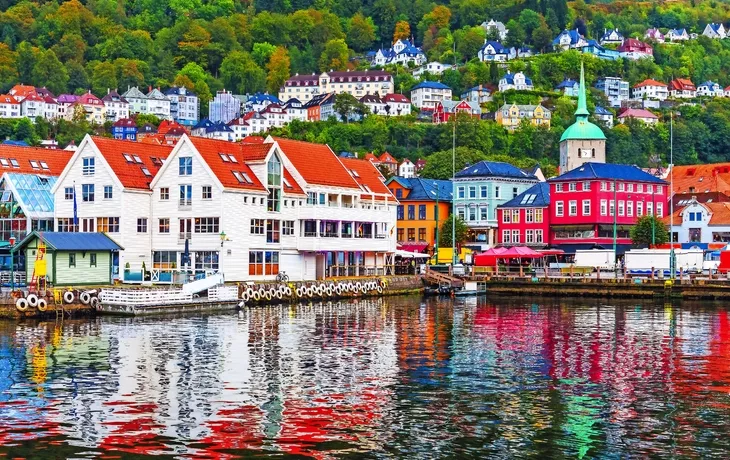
[
  {"x1": 548, "y1": 162, "x2": 668, "y2": 253},
  {"x1": 497, "y1": 182, "x2": 551, "y2": 246}
]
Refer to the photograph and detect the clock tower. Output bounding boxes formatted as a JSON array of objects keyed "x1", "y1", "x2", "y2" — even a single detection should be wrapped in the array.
[{"x1": 559, "y1": 63, "x2": 607, "y2": 173}]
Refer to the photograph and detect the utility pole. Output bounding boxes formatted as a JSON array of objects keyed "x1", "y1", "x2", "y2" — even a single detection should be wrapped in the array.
[
  {"x1": 613, "y1": 178, "x2": 617, "y2": 277},
  {"x1": 434, "y1": 182, "x2": 439, "y2": 264},
  {"x1": 452, "y1": 121, "x2": 457, "y2": 265},
  {"x1": 670, "y1": 109, "x2": 676, "y2": 278}
]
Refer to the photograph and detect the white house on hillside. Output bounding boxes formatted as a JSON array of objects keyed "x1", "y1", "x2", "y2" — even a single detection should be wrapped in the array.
[
  {"x1": 498, "y1": 72, "x2": 534, "y2": 92},
  {"x1": 703, "y1": 23, "x2": 726, "y2": 39}
]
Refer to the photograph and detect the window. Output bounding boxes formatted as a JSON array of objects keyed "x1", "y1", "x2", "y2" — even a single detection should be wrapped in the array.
[
  {"x1": 195, "y1": 251, "x2": 219, "y2": 271},
  {"x1": 468, "y1": 207, "x2": 476, "y2": 221},
  {"x1": 160, "y1": 187, "x2": 169, "y2": 200},
  {"x1": 267, "y1": 188, "x2": 281, "y2": 212},
  {"x1": 69, "y1": 253, "x2": 76, "y2": 268},
  {"x1": 618, "y1": 200, "x2": 625, "y2": 216},
  {"x1": 495, "y1": 186, "x2": 500, "y2": 199},
  {"x1": 137, "y1": 218, "x2": 148, "y2": 233},
  {"x1": 503, "y1": 209, "x2": 511, "y2": 223},
  {"x1": 469, "y1": 186, "x2": 476, "y2": 198},
  {"x1": 569, "y1": 200, "x2": 577, "y2": 216},
  {"x1": 535, "y1": 209, "x2": 543, "y2": 223},
  {"x1": 56, "y1": 218, "x2": 74, "y2": 232},
  {"x1": 418, "y1": 205, "x2": 426, "y2": 220},
  {"x1": 82, "y1": 184, "x2": 94, "y2": 202},
  {"x1": 104, "y1": 186, "x2": 113, "y2": 199},
  {"x1": 82, "y1": 157, "x2": 95, "y2": 176},
  {"x1": 502, "y1": 229, "x2": 511, "y2": 244},
  {"x1": 159, "y1": 218, "x2": 170, "y2": 233},
  {"x1": 90, "y1": 253, "x2": 97, "y2": 267},
  {"x1": 418, "y1": 228, "x2": 426, "y2": 241},
  {"x1": 513, "y1": 187, "x2": 518, "y2": 198},
  {"x1": 250, "y1": 219, "x2": 265, "y2": 235},
  {"x1": 153, "y1": 251, "x2": 177, "y2": 269},
  {"x1": 618, "y1": 182, "x2": 625, "y2": 192},
  {"x1": 511, "y1": 209, "x2": 519, "y2": 223},
  {"x1": 512, "y1": 230, "x2": 520, "y2": 243},
  {"x1": 480, "y1": 186, "x2": 487, "y2": 198},
  {"x1": 556, "y1": 183, "x2": 563, "y2": 192},
  {"x1": 307, "y1": 192, "x2": 317, "y2": 205},
  {"x1": 407, "y1": 228, "x2": 415, "y2": 241},
  {"x1": 457, "y1": 186, "x2": 465, "y2": 199},
  {"x1": 600, "y1": 181, "x2": 607, "y2": 191},
  {"x1": 397, "y1": 228, "x2": 404, "y2": 241},
  {"x1": 194, "y1": 217, "x2": 220, "y2": 233},
  {"x1": 248, "y1": 250, "x2": 278, "y2": 276},
  {"x1": 610, "y1": 181, "x2": 615, "y2": 191},
  {"x1": 601, "y1": 200, "x2": 607, "y2": 216},
  {"x1": 267, "y1": 155, "x2": 282, "y2": 212},
  {"x1": 283, "y1": 220, "x2": 294, "y2": 236},
  {"x1": 627, "y1": 201, "x2": 634, "y2": 217},
  {"x1": 98, "y1": 217, "x2": 120, "y2": 233},
  {"x1": 266, "y1": 220, "x2": 280, "y2": 243},
  {"x1": 582, "y1": 200, "x2": 591, "y2": 216},
  {"x1": 457, "y1": 208, "x2": 465, "y2": 220},
  {"x1": 81, "y1": 218, "x2": 95, "y2": 232},
  {"x1": 535, "y1": 229, "x2": 544, "y2": 243},
  {"x1": 9, "y1": 159, "x2": 17, "y2": 168},
  {"x1": 397, "y1": 205, "x2": 404, "y2": 220},
  {"x1": 646, "y1": 202, "x2": 653, "y2": 216},
  {"x1": 609, "y1": 201, "x2": 615, "y2": 216},
  {"x1": 569, "y1": 182, "x2": 577, "y2": 192},
  {"x1": 408, "y1": 205, "x2": 415, "y2": 220},
  {"x1": 583, "y1": 181, "x2": 591, "y2": 191},
  {"x1": 179, "y1": 157, "x2": 192, "y2": 175},
  {"x1": 526, "y1": 230, "x2": 534, "y2": 244},
  {"x1": 657, "y1": 203, "x2": 663, "y2": 218},
  {"x1": 555, "y1": 201, "x2": 564, "y2": 217},
  {"x1": 202, "y1": 186, "x2": 212, "y2": 200},
  {"x1": 657, "y1": 185, "x2": 663, "y2": 194},
  {"x1": 637, "y1": 184, "x2": 643, "y2": 193},
  {"x1": 628, "y1": 183, "x2": 634, "y2": 192},
  {"x1": 637, "y1": 201, "x2": 644, "y2": 217},
  {"x1": 480, "y1": 207, "x2": 488, "y2": 220},
  {"x1": 64, "y1": 187, "x2": 73, "y2": 200},
  {"x1": 179, "y1": 185, "x2": 192, "y2": 207},
  {"x1": 647, "y1": 184, "x2": 653, "y2": 194}
]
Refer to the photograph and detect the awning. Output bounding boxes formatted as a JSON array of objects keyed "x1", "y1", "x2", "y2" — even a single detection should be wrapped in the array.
[
  {"x1": 396, "y1": 250, "x2": 431, "y2": 259},
  {"x1": 398, "y1": 243, "x2": 429, "y2": 253},
  {"x1": 557, "y1": 243, "x2": 634, "y2": 255}
]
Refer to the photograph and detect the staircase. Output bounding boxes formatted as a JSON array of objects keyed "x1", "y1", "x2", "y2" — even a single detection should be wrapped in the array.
[{"x1": 423, "y1": 267, "x2": 464, "y2": 288}]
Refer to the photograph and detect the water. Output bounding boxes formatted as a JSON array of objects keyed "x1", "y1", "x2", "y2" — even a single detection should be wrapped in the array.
[{"x1": 1, "y1": 296, "x2": 730, "y2": 458}]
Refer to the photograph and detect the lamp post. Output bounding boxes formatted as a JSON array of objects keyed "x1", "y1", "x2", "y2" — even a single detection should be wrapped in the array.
[
  {"x1": 451, "y1": 121, "x2": 457, "y2": 266},
  {"x1": 433, "y1": 182, "x2": 439, "y2": 265},
  {"x1": 613, "y1": 178, "x2": 617, "y2": 276},
  {"x1": 9, "y1": 236, "x2": 15, "y2": 292},
  {"x1": 670, "y1": 110, "x2": 676, "y2": 279},
  {"x1": 219, "y1": 230, "x2": 227, "y2": 247}
]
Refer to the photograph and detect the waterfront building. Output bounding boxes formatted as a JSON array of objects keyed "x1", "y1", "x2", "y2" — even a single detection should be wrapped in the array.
[
  {"x1": 595, "y1": 77, "x2": 630, "y2": 107},
  {"x1": 669, "y1": 163, "x2": 730, "y2": 207},
  {"x1": 279, "y1": 70, "x2": 393, "y2": 104},
  {"x1": 410, "y1": 81, "x2": 453, "y2": 110},
  {"x1": 165, "y1": 86, "x2": 199, "y2": 126},
  {"x1": 496, "y1": 103, "x2": 551, "y2": 131},
  {"x1": 386, "y1": 177, "x2": 452, "y2": 253},
  {"x1": 453, "y1": 161, "x2": 540, "y2": 249},
  {"x1": 497, "y1": 182, "x2": 550, "y2": 247},
  {"x1": 663, "y1": 198, "x2": 730, "y2": 244},
  {"x1": 548, "y1": 163, "x2": 668, "y2": 254},
  {"x1": 560, "y1": 64, "x2": 607, "y2": 173},
  {"x1": 52, "y1": 137, "x2": 174, "y2": 281},
  {"x1": 16, "y1": 232, "x2": 122, "y2": 286}
]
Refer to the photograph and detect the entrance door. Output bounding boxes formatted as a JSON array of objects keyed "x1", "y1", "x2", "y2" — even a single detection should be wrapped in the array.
[{"x1": 315, "y1": 254, "x2": 326, "y2": 280}]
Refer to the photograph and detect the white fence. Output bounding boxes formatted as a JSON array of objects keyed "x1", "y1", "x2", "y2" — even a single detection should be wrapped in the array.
[
  {"x1": 100, "y1": 288, "x2": 193, "y2": 306},
  {"x1": 208, "y1": 285, "x2": 238, "y2": 301}
]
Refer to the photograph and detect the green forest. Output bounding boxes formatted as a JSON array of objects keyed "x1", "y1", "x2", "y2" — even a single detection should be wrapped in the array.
[{"x1": 2, "y1": 0, "x2": 730, "y2": 170}]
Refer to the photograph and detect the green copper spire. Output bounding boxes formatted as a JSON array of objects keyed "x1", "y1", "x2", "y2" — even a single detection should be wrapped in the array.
[{"x1": 575, "y1": 61, "x2": 589, "y2": 118}]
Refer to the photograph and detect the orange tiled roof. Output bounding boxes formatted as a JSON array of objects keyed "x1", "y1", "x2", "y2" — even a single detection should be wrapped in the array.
[
  {"x1": 364, "y1": 153, "x2": 379, "y2": 163},
  {"x1": 670, "y1": 163, "x2": 730, "y2": 195},
  {"x1": 379, "y1": 152, "x2": 397, "y2": 163},
  {"x1": 270, "y1": 137, "x2": 360, "y2": 189},
  {"x1": 187, "y1": 137, "x2": 266, "y2": 192},
  {"x1": 670, "y1": 78, "x2": 696, "y2": 91},
  {"x1": 283, "y1": 168, "x2": 306, "y2": 195},
  {"x1": 0, "y1": 95, "x2": 19, "y2": 104},
  {"x1": 663, "y1": 201, "x2": 730, "y2": 226},
  {"x1": 242, "y1": 136, "x2": 265, "y2": 144},
  {"x1": 91, "y1": 136, "x2": 172, "y2": 190},
  {"x1": 0, "y1": 145, "x2": 72, "y2": 175},
  {"x1": 10, "y1": 85, "x2": 36, "y2": 98},
  {"x1": 634, "y1": 79, "x2": 667, "y2": 88},
  {"x1": 340, "y1": 158, "x2": 395, "y2": 199}
]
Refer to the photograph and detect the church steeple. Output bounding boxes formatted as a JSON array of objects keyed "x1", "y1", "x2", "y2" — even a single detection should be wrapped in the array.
[{"x1": 575, "y1": 61, "x2": 589, "y2": 119}]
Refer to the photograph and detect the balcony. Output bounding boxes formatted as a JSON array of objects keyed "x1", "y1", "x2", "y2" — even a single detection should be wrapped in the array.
[{"x1": 297, "y1": 233, "x2": 393, "y2": 252}]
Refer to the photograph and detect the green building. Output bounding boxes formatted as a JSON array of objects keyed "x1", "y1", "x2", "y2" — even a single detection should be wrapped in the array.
[{"x1": 14, "y1": 232, "x2": 123, "y2": 286}]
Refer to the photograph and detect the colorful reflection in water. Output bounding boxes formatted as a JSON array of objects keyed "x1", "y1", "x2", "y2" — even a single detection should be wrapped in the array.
[{"x1": 0, "y1": 297, "x2": 729, "y2": 458}]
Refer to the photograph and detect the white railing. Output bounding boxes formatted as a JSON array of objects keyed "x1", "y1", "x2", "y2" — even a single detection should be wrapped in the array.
[
  {"x1": 100, "y1": 288, "x2": 193, "y2": 306},
  {"x1": 208, "y1": 285, "x2": 238, "y2": 301}
]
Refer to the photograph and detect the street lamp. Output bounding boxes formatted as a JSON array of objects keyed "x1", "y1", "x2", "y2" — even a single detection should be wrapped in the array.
[
  {"x1": 219, "y1": 230, "x2": 227, "y2": 247},
  {"x1": 9, "y1": 236, "x2": 15, "y2": 292},
  {"x1": 433, "y1": 182, "x2": 439, "y2": 265}
]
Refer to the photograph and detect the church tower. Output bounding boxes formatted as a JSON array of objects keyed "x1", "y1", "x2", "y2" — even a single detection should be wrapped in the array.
[{"x1": 559, "y1": 63, "x2": 607, "y2": 173}]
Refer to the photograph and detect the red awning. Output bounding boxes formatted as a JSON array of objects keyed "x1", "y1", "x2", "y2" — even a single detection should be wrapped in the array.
[
  {"x1": 398, "y1": 243, "x2": 429, "y2": 253},
  {"x1": 500, "y1": 246, "x2": 544, "y2": 258},
  {"x1": 474, "y1": 247, "x2": 508, "y2": 266}
]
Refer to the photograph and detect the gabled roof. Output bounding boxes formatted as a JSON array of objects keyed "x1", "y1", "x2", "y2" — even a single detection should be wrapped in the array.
[
  {"x1": 76, "y1": 92, "x2": 104, "y2": 105},
  {"x1": 670, "y1": 163, "x2": 730, "y2": 195},
  {"x1": 146, "y1": 88, "x2": 168, "y2": 100},
  {"x1": 594, "y1": 106, "x2": 612, "y2": 115},
  {"x1": 411, "y1": 81, "x2": 451, "y2": 91},
  {"x1": 618, "y1": 108, "x2": 658, "y2": 120},
  {"x1": 122, "y1": 86, "x2": 147, "y2": 99},
  {"x1": 455, "y1": 160, "x2": 537, "y2": 180},
  {"x1": 501, "y1": 72, "x2": 533, "y2": 86},
  {"x1": 553, "y1": 29, "x2": 584, "y2": 45},
  {"x1": 269, "y1": 137, "x2": 360, "y2": 189},
  {"x1": 618, "y1": 38, "x2": 652, "y2": 52},
  {"x1": 670, "y1": 78, "x2": 696, "y2": 91},
  {"x1": 0, "y1": 95, "x2": 19, "y2": 104},
  {"x1": 556, "y1": 79, "x2": 579, "y2": 89},
  {"x1": 0, "y1": 145, "x2": 71, "y2": 174},
  {"x1": 634, "y1": 79, "x2": 668, "y2": 88},
  {"x1": 35, "y1": 87, "x2": 54, "y2": 98},
  {"x1": 548, "y1": 162, "x2": 666, "y2": 183},
  {"x1": 186, "y1": 137, "x2": 267, "y2": 192},
  {"x1": 340, "y1": 158, "x2": 394, "y2": 199},
  {"x1": 165, "y1": 86, "x2": 197, "y2": 97},
  {"x1": 383, "y1": 93, "x2": 410, "y2": 103},
  {"x1": 16, "y1": 231, "x2": 122, "y2": 252},
  {"x1": 360, "y1": 94, "x2": 383, "y2": 104},
  {"x1": 364, "y1": 153, "x2": 379, "y2": 163},
  {"x1": 22, "y1": 93, "x2": 44, "y2": 103},
  {"x1": 112, "y1": 118, "x2": 136, "y2": 128},
  {"x1": 387, "y1": 177, "x2": 453, "y2": 201},
  {"x1": 248, "y1": 92, "x2": 281, "y2": 104},
  {"x1": 56, "y1": 94, "x2": 78, "y2": 104},
  {"x1": 663, "y1": 201, "x2": 730, "y2": 226},
  {"x1": 481, "y1": 40, "x2": 506, "y2": 53},
  {"x1": 157, "y1": 120, "x2": 188, "y2": 135},
  {"x1": 102, "y1": 90, "x2": 128, "y2": 104},
  {"x1": 699, "y1": 80, "x2": 719, "y2": 88},
  {"x1": 499, "y1": 182, "x2": 550, "y2": 208},
  {"x1": 379, "y1": 152, "x2": 397, "y2": 163},
  {"x1": 242, "y1": 136, "x2": 265, "y2": 144},
  {"x1": 139, "y1": 123, "x2": 157, "y2": 134},
  {"x1": 9, "y1": 85, "x2": 36, "y2": 98},
  {"x1": 90, "y1": 136, "x2": 172, "y2": 190}
]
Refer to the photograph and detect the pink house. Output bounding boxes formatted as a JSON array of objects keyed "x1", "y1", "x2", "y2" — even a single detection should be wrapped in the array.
[{"x1": 497, "y1": 183, "x2": 550, "y2": 247}]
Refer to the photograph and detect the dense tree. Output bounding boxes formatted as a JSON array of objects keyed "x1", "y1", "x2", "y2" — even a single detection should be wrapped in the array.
[
  {"x1": 347, "y1": 13, "x2": 377, "y2": 52},
  {"x1": 439, "y1": 215, "x2": 469, "y2": 249},
  {"x1": 393, "y1": 20, "x2": 410, "y2": 42},
  {"x1": 31, "y1": 49, "x2": 68, "y2": 94},
  {"x1": 266, "y1": 46, "x2": 291, "y2": 93},
  {"x1": 319, "y1": 39, "x2": 349, "y2": 72},
  {"x1": 220, "y1": 51, "x2": 266, "y2": 94},
  {"x1": 631, "y1": 215, "x2": 670, "y2": 247}
]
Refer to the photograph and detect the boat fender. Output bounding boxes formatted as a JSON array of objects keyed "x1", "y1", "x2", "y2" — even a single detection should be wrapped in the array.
[
  {"x1": 15, "y1": 298, "x2": 28, "y2": 312},
  {"x1": 264, "y1": 290, "x2": 272, "y2": 301},
  {"x1": 242, "y1": 291, "x2": 250, "y2": 302},
  {"x1": 326, "y1": 285, "x2": 333, "y2": 296},
  {"x1": 335, "y1": 285, "x2": 342, "y2": 296},
  {"x1": 63, "y1": 291, "x2": 75, "y2": 304},
  {"x1": 252, "y1": 290, "x2": 261, "y2": 301},
  {"x1": 275, "y1": 290, "x2": 283, "y2": 300},
  {"x1": 295, "y1": 286, "x2": 303, "y2": 297},
  {"x1": 80, "y1": 291, "x2": 91, "y2": 305},
  {"x1": 90, "y1": 297, "x2": 99, "y2": 309},
  {"x1": 36, "y1": 298, "x2": 49, "y2": 312},
  {"x1": 355, "y1": 282, "x2": 362, "y2": 291},
  {"x1": 258, "y1": 287, "x2": 266, "y2": 297},
  {"x1": 319, "y1": 284, "x2": 326, "y2": 296},
  {"x1": 284, "y1": 286, "x2": 292, "y2": 297},
  {"x1": 245, "y1": 287, "x2": 255, "y2": 299},
  {"x1": 307, "y1": 286, "x2": 315, "y2": 297},
  {"x1": 26, "y1": 294, "x2": 38, "y2": 308},
  {"x1": 377, "y1": 285, "x2": 383, "y2": 294},
  {"x1": 361, "y1": 285, "x2": 367, "y2": 294}
]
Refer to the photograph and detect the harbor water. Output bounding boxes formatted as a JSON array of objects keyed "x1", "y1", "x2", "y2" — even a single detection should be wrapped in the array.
[{"x1": 1, "y1": 295, "x2": 730, "y2": 458}]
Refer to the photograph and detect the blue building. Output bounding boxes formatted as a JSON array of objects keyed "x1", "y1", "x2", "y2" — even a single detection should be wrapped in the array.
[
  {"x1": 165, "y1": 86, "x2": 199, "y2": 127},
  {"x1": 111, "y1": 118, "x2": 138, "y2": 141},
  {"x1": 453, "y1": 161, "x2": 540, "y2": 249},
  {"x1": 579, "y1": 40, "x2": 621, "y2": 61},
  {"x1": 555, "y1": 79, "x2": 580, "y2": 96}
]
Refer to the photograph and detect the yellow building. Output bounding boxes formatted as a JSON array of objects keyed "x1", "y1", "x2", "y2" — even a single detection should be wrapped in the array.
[{"x1": 496, "y1": 103, "x2": 552, "y2": 131}]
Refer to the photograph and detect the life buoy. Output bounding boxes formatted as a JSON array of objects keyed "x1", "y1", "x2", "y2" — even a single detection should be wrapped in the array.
[
  {"x1": 36, "y1": 298, "x2": 48, "y2": 312},
  {"x1": 15, "y1": 298, "x2": 28, "y2": 312},
  {"x1": 295, "y1": 287, "x2": 303, "y2": 297},
  {"x1": 26, "y1": 294, "x2": 38, "y2": 308},
  {"x1": 258, "y1": 287, "x2": 266, "y2": 297},
  {"x1": 253, "y1": 291, "x2": 261, "y2": 301},
  {"x1": 63, "y1": 291, "x2": 75, "y2": 304},
  {"x1": 242, "y1": 291, "x2": 250, "y2": 302},
  {"x1": 264, "y1": 290, "x2": 272, "y2": 301},
  {"x1": 318, "y1": 285, "x2": 325, "y2": 296},
  {"x1": 90, "y1": 297, "x2": 99, "y2": 309},
  {"x1": 379, "y1": 278, "x2": 387, "y2": 288},
  {"x1": 80, "y1": 291, "x2": 91, "y2": 305},
  {"x1": 245, "y1": 287, "x2": 254, "y2": 298}
]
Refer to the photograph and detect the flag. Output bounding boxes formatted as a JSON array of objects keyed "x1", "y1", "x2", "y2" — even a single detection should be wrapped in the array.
[{"x1": 72, "y1": 183, "x2": 78, "y2": 230}]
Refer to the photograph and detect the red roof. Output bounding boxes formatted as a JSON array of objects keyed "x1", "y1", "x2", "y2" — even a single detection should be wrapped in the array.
[
  {"x1": 76, "y1": 92, "x2": 104, "y2": 105},
  {"x1": 670, "y1": 78, "x2": 696, "y2": 91},
  {"x1": 113, "y1": 118, "x2": 136, "y2": 128},
  {"x1": 91, "y1": 136, "x2": 172, "y2": 190},
  {"x1": 187, "y1": 137, "x2": 266, "y2": 192},
  {"x1": 22, "y1": 92, "x2": 44, "y2": 102},
  {"x1": 378, "y1": 152, "x2": 397, "y2": 164},
  {"x1": 383, "y1": 93, "x2": 410, "y2": 103},
  {"x1": 618, "y1": 108, "x2": 658, "y2": 120},
  {"x1": 157, "y1": 120, "x2": 188, "y2": 135},
  {"x1": 270, "y1": 137, "x2": 360, "y2": 189},
  {"x1": 364, "y1": 153, "x2": 379, "y2": 163},
  {"x1": 0, "y1": 95, "x2": 19, "y2": 104},
  {"x1": 634, "y1": 79, "x2": 667, "y2": 88},
  {"x1": 0, "y1": 145, "x2": 72, "y2": 175},
  {"x1": 9, "y1": 85, "x2": 36, "y2": 98},
  {"x1": 618, "y1": 38, "x2": 652, "y2": 53},
  {"x1": 283, "y1": 168, "x2": 306, "y2": 195},
  {"x1": 340, "y1": 158, "x2": 394, "y2": 199},
  {"x1": 242, "y1": 136, "x2": 265, "y2": 144}
]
